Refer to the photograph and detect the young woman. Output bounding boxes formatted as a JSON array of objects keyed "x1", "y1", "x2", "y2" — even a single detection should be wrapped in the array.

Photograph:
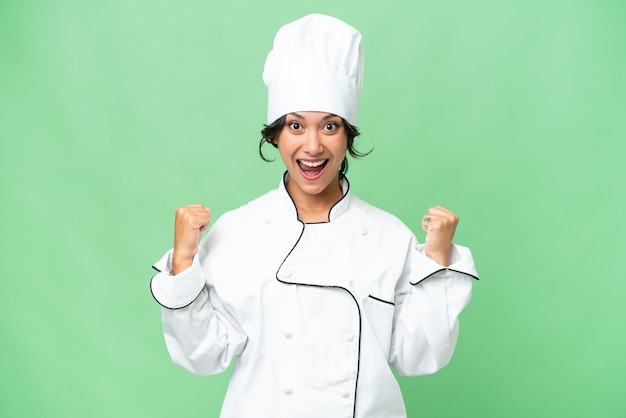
[{"x1": 151, "y1": 13, "x2": 478, "y2": 418}]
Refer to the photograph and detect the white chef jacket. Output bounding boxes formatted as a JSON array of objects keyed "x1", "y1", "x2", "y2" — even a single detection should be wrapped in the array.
[{"x1": 151, "y1": 175, "x2": 478, "y2": 418}]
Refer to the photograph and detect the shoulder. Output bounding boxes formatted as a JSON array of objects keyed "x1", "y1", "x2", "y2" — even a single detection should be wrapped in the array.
[
  {"x1": 208, "y1": 188, "x2": 280, "y2": 236},
  {"x1": 348, "y1": 194, "x2": 413, "y2": 237}
]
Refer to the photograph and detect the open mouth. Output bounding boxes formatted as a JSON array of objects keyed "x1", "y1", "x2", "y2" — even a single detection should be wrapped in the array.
[{"x1": 297, "y1": 159, "x2": 328, "y2": 180}]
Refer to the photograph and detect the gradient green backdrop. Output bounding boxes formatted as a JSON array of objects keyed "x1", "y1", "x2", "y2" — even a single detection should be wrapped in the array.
[{"x1": 1, "y1": 1, "x2": 625, "y2": 417}]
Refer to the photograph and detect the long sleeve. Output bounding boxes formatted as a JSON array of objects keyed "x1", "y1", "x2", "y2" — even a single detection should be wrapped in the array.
[
  {"x1": 150, "y1": 246, "x2": 248, "y2": 375},
  {"x1": 389, "y1": 237, "x2": 478, "y2": 376}
]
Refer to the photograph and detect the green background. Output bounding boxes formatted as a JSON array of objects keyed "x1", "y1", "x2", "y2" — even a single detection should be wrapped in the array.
[{"x1": 1, "y1": 0, "x2": 624, "y2": 417}]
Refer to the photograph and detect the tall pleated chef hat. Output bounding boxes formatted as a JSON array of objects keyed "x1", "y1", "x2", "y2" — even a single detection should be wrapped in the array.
[{"x1": 263, "y1": 13, "x2": 364, "y2": 126}]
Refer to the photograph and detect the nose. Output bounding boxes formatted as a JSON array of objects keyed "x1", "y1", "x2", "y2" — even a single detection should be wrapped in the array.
[{"x1": 303, "y1": 131, "x2": 323, "y2": 155}]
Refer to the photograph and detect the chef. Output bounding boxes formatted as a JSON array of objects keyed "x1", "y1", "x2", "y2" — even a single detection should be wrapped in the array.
[{"x1": 151, "y1": 13, "x2": 478, "y2": 418}]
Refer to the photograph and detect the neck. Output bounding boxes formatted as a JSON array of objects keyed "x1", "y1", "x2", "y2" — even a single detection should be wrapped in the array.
[{"x1": 286, "y1": 176, "x2": 344, "y2": 223}]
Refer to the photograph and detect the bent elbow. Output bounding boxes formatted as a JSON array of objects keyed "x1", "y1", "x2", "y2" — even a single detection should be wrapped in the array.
[
  {"x1": 394, "y1": 349, "x2": 454, "y2": 376},
  {"x1": 165, "y1": 332, "x2": 246, "y2": 376},
  {"x1": 172, "y1": 352, "x2": 229, "y2": 376}
]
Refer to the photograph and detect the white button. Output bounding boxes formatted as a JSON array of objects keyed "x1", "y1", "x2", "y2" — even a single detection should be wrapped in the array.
[
  {"x1": 284, "y1": 331, "x2": 293, "y2": 339},
  {"x1": 340, "y1": 391, "x2": 350, "y2": 398},
  {"x1": 284, "y1": 388, "x2": 293, "y2": 395},
  {"x1": 347, "y1": 280, "x2": 353, "y2": 287},
  {"x1": 283, "y1": 269, "x2": 293, "y2": 278},
  {"x1": 343, "y1": 334, "x2": 354, "y2": 342},
  {"x1": 262, "y1": 218, "x2": 271, "y2": 225},
  {"x1": 360, "y1": 227, "x2": 367, "y2": 236}
]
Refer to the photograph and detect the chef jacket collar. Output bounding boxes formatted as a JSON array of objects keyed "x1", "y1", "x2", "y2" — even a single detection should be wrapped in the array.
[{"x1": 279, "y1": 171, "x2": 351, "y2": 223}]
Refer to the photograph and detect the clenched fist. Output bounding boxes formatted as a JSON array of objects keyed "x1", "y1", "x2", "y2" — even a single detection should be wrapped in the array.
[
  {"x1": 421, "y1": 206, "x2": 459, "y2": 266},
  {"x1": 172, "y1": 204, "x2": 211, "y2": 275}
]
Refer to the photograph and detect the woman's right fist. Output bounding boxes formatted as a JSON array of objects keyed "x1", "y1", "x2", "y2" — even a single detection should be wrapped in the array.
[{"x1": 172, "y1": 204, "x2": 211, "y2": 275}]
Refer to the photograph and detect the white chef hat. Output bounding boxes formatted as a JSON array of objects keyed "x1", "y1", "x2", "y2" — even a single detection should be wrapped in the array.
[{"x1": 263, "y1": 13, "x2": 364, "y2": 126}]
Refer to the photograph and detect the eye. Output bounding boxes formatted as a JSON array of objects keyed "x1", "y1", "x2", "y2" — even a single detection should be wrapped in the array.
[
  {"x1": 288, "y1": 121, "x2": 302, "y2": 131},
  {"x1": 323, "y1": 122, "x2": 338, "y2": 132}
]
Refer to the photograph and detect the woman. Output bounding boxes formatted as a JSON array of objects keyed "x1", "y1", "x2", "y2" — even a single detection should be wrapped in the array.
[{"x1": 151, "y1": 13, "x2": 478, "y2": 418}]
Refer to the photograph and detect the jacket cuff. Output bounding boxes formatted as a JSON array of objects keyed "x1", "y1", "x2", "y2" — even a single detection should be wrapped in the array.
[
  {"x1": 409, "y1": 244, "x2": 479, "y2": 285},
  {"x1": 150, "y1": 249, "x2": 205, "y2": 309}
]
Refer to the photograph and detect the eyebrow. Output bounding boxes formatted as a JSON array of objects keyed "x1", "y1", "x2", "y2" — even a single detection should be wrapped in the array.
[{"x1": 289, "y1": 112, "x2": 339, "y2": 120}]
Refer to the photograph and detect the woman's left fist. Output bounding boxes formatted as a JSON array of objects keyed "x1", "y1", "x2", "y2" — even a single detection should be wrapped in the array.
[{"x1": 421, "y1": 206, "x2": 459, "y2": 266}]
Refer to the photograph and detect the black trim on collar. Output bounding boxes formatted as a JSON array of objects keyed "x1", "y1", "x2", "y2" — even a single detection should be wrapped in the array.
[
  {"x1": 326, "y1": 174, "x2": 350, "y2": 222},
  {"x1": 281, "y1": 171, "x2": 350, "y2": 224},
  {"x1": 282, "y1": 172, "x2": 301, "y2": 221}
]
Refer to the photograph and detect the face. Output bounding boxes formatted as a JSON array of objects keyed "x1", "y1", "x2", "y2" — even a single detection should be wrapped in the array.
[{"x1": 275, "y1": 111, "x2": 348, "y2": 205}]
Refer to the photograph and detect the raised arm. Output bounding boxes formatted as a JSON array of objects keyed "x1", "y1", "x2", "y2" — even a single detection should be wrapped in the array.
[
  {"x1": 389, "y1": 206, "x2": 478, "y2": 375},
  {"x1": 151, "y1": 205, "x2": 247, "y2": 375}
]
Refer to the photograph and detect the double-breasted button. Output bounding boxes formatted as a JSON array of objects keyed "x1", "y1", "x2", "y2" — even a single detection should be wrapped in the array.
[
  {"x1": 282, "y1": 269, "x2": 293, "y2": 278},
  {"x1": 340, "y1": 391, "x2": 350, "y2": 398},
  {"x1": 360, "y1": 226, "x2": 367, "y2": 236},
  {"x1": 284, "y1": 388, "x2": 293, "y2": 395},
  {"x1": 343, "y1": 333, "x2": 354, "y2": 343},
  {"x1": 284, "y1": 331, "x2": 293, "y2": 339}
]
